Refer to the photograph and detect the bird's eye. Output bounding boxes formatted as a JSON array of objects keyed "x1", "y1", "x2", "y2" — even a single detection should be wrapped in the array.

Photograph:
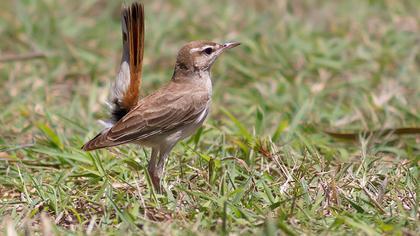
[{"x1": 203, "y1": 47, "x2": 213, "y2": 55}]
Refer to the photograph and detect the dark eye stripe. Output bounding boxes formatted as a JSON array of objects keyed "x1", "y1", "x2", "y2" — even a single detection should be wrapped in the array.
[{"x1": 203, "y1": 47, "x2": 213, "y2": 55}]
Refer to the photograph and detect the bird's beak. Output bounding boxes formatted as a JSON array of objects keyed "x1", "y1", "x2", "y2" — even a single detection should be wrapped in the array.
[
  {"x1": 215, "y1": 42, "x2": 240, "y2": 56},
  {"x1": 215, "y1": 42, "x2": 241, "y2": 57},
  {"x1": 222, "y1": 42, "x2": 241, "y2": 49}
]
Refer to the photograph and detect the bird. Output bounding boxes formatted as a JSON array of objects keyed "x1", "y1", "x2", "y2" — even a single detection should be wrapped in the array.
[{"x1": 81, "y1": 2, "x2": 240, "y2": 192}]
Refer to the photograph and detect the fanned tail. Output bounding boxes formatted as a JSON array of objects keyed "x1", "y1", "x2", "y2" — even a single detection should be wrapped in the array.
[
  {"x1": 82, "y1": 2, "x2": 144, "y2": 151},
  {"x1": 109, "y1": 2, "x2": 144, "y2": 123}
]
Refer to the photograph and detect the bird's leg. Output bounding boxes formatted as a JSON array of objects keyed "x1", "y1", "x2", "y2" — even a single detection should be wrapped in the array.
[
  {"x1": 147, "y1": 144, "x2": 175, "y2": 193},
  {"x1": 147, "y1": 147, "x2": 161, "y2": 192}
]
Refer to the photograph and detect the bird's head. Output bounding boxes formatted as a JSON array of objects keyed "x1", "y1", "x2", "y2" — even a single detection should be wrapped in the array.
[{"x1": 174, "y1": 40, "x2": 240, "y2": 76}]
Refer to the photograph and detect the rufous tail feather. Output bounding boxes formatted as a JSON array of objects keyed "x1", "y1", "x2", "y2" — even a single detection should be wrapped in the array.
[
  {"x1": 109, "y1": 2, "x2": 144, "y2": 123},
  {"x1": 82, "y1": 2, "x2": 144, "y2": 151}
]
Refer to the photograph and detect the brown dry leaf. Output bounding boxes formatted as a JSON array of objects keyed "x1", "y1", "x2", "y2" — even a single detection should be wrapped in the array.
[{"x1": 145, "y1": 206, "x2": 172, "y2": 222}]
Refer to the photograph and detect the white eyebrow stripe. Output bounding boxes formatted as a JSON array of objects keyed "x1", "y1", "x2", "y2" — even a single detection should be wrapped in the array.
[{"x1": 190, "y1": 45, "x2": 214, "y2": 53}]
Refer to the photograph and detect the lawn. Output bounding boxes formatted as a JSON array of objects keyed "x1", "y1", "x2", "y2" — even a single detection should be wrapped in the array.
[{"x1": 0, "y1": 0, "x2": 419, "y2": 235}]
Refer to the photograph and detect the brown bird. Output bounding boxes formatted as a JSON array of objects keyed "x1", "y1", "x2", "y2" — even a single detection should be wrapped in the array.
[{"x1": 82, "y1": 2, "x2": 240, "y2": 192}]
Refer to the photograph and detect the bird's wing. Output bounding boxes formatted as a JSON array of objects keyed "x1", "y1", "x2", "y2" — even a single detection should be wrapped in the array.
[{"x1": 82, "y1": 83, "x2": 210, "y2": 151}]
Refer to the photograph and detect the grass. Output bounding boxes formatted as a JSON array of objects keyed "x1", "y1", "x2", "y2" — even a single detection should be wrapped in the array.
[{"x1": 1, "y1": 0, "x2": 419, "y2": 235}]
